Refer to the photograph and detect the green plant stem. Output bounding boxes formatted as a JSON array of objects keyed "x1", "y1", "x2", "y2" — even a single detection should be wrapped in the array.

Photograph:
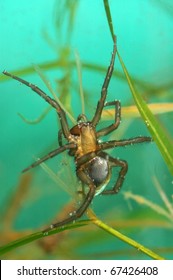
[{"x1": 87, "y1": 209, "x2": 165, "y2": 260}]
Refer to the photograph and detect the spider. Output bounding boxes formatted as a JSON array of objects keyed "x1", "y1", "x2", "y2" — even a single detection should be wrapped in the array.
[{"x1": 3, "y1": 36, "x2": 152, "y2": 232}]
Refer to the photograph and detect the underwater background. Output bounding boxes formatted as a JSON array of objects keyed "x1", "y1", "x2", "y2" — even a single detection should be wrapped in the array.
[{"x1": 0, "y1": 0, "x2": 173, "y2": 259}]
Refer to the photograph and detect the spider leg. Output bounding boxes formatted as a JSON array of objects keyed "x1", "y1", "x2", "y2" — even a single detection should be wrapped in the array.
[
  {"x1": 3, "y1": 71, "x2": 71, "y2": 140},
  {"x1": 100, "y1": 153, "x2": 128, "y2": 195},
  {"x1": 22, "y1": 143, "x2": 76, "y2": 173},
  {"x1": 96, "y1": 100, "x2": 121, "y2": 137},
  {"x1": 92, "y1": 35, "x2": 117, "y2": 127},
  {"x1": 98, "y1": 136, "x2": 152, "y2": 151},
  {"x1": 43, "y1": 168, "x2": 96, "y2": 232},
  {"x1": 58, "y1": 129, "x2": 63, "y2": 146}
]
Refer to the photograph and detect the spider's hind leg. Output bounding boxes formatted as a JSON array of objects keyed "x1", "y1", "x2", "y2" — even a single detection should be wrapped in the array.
[
  {"x1": 43, "y1": 168, "x2": 96, "y2": 232},
  {"x1": 101, "y1": 153, "x2": 128, "y2": 195}
]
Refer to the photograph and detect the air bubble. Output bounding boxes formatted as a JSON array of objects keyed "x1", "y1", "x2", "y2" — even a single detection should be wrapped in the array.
[{"x1": 145, "y1": 120, "x2": 150, "y2": 127}]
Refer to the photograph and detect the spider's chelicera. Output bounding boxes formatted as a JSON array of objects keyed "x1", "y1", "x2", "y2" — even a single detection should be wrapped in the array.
[{"x1": 3, "y1": 36, "x2": 152, "y2": 232}]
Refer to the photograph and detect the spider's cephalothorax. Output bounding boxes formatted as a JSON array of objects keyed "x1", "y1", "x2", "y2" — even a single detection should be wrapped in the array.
[{"x1": 3, "y1": 35, "x2": 152, "y2": 232}]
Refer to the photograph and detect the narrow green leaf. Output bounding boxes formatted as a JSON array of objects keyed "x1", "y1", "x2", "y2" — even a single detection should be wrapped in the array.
[
  {"x1": 0, "y1": 220, "x2": 90, "y2": 256},
  {"x1": 118, "y1": 52, "x2": 173, "y2": 175},
  {"x1": 103, "y1": 0, "x2": 115, "y2": 40}
]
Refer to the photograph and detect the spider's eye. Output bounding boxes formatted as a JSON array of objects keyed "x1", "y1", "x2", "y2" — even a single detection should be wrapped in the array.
[{"x1": 88, "y1": 156, "x2": 109, "y2": 186}]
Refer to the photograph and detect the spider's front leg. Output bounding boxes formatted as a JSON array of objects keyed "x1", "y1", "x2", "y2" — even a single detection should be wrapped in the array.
[
  {"x1": 3, "y1": 71, "x2": 71, "y2": 141},
  {"x1": 100, "y1": 153, "x2": 128, "y2": 195},
  {"x1": 22, "y1": 143, "x2": 76, "y2": 172},
  {"x1": 92, "y1": 35, "x2": 117, "y2": 127},
  {"x1": 96, "y1": 100, "x2": 121, "y2": 137}
]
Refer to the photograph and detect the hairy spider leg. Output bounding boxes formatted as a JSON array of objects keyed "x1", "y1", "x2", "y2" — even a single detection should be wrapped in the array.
[
  {"x1": 43, "y1": 168, "x2": 96, "y2": 232},
  {"x1": 3, "y1": 71, "x2": 71, "y2": 140},
  {"x1": 92, "y1": 35, "x2": 117, "y2": 126},
  {"x1": 58, "y1": 129, "x2": 63, "y2": 147},
  {"x1": 99, "y1": 152, "x2": 128, "y2": 195},
  {"x1": 22, "y1": 143, "x2": 76, "y2": 173},
  {"x1": 96, "y1": 100, "x2": 121, "y2": 137},
  {"x1": 98, "y1": 136, "x2": 152, "y2": 151}
]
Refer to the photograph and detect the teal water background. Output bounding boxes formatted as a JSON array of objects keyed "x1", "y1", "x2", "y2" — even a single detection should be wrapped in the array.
[{"x1": 0, "y1": 0, "x2": 173, "y2": 259}]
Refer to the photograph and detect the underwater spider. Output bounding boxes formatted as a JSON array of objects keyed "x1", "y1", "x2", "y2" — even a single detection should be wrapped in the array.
[{"x1": 3, "y1": 36, "x2": 152, "y2": 231}]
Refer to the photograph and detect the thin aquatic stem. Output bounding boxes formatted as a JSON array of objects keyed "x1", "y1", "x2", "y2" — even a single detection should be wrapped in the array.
[{"x1": 87, "y1": 209, "x2": 165, "y2": 260}]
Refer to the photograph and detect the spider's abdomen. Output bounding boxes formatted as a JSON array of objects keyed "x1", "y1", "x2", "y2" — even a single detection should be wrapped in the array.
[{"x1": 88, "y1": 156, "x2": 111, "y2": 194}]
